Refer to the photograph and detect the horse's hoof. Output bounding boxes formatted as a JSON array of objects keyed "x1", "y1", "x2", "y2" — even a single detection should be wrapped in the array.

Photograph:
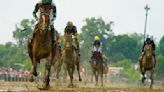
[
  {"x1": 150, "y1": 85, "x2": 153, "y2": 89},
  {"x1": 95, "y1": 83, "x2": 98, "y2": 86},
  {"x1": 79, "y1": 78, "x2": 82, "y2": 82},
  {"x1": 33, "y1": 72, "x2": 38, "y2": 77},
  {"x1": 68, "y1": 84, "x2": 74, "y2": 88},
  {"x1": 29, "y1": 75, "x2": 34, "y2": 82},
  {"x1": 42, "y1": 84, "x2": 50, "y2": 90}
]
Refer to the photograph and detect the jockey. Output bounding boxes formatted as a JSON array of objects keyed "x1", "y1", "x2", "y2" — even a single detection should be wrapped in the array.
[
  {"x1": 32, "y1": 0, "x2": 57, "y2": 44},
  {"x1": 91, "y1": 36, "x2": 103, "y2": 64},
  {"x1": 64, "y1": 21, "x2": 80, "y2": 56},
  {"x1": 92, "y1": 36, "x2": 102, "y2": 53},
  {"x1": 140, "y1": 37, "x2": 156, "y2": 61}
]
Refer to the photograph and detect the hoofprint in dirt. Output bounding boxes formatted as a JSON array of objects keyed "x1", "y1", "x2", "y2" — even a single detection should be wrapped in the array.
[{"x1": 0, "y1": 81, "x2": 164, "y2": 92}]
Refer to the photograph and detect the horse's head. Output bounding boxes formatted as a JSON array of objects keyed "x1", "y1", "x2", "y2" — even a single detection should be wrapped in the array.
[
  {"x1": 65, "y1": 34, "x2": 73, "y2": 50},
  {"x1": 39, "y1": 13, "x2": 50, "y2": 34},
  {"x1": 145, "y1": 44, "x2": 153, "y2": 57},
  {"x1": 92, "y1": 51, "x2": 102, "y2": 61}
]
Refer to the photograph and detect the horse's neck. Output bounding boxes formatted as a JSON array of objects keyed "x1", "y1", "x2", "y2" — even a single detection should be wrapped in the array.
[
  {"x1": 146, "y1": 50, "x2": 152, "y2": 55},
  {"x1": 145, "y1": 44, "x2": 152, "y2": 52},
  {"x1": 64, "y1": 49, "x2": 72, "y2": 59},
  {"x1": 93, "y1": 52, "x2": 101, "y2": 60},
  {"x1": 145, "y1": 44, "x2": 152, "y2": 49},
  {"x1": 34, "y1": 29, "x2": 51, "y2": 44}
]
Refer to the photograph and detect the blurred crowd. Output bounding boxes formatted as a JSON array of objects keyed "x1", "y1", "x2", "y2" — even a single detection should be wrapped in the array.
[{"x1": 0, "y1": 67, "x2": 30, "y2": 82}]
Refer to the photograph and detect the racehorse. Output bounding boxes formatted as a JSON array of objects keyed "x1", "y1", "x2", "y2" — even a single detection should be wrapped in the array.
[
  {"x1": 51, "y1": 44, "x2": 63, "y2": 79},
  {"x1": 90, "y1": 50, "x2": 104, "y2": 86},
  {"x1": 139, "y1": 44, "x2": 156, "y2": 88},
  {"x1": 62, "y1": 34, "x2": 82, "y2": 87},
  {"x1": 27, "y1": 5, "x2": 55, "y2": 90}
]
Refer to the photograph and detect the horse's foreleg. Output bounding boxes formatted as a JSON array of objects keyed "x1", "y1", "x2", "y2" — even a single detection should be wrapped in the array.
[
  {"x1": 150, "y1": 69, "x2": 154, "y2": 89},
  {"x1": 63, "y1": 64, "x2": 67, "y2": 82},
  {"x1": 141, "y1": 69, "x2": 146, "y2": 84},
  {"x1": 76, "y1": 62, "x2": 82, "y2": 81},
  {"x1": 71, "y1": 65, "x2": 75, "y2": 83},
  {"x1": 32, "y1": 58, "x2": 38, "y2": 76},
  {"x1": 43, "y1": 61, "x2": 51, "y2": 89},
  {"x1": 94, "y1": 69, "x2": 98, "y2": 86},
  {"x1": 100, "y1": 67, "x2": 103, "y2": 86},
  {"x1": 29, "y1": 57, "x2": 38, "y2": 82},
  {"x1": 67, "y1": 65, "x2": 73, "y2": 86},
  {"x1": 56, "y1": 58, "x2": 63, "y2": 79}
]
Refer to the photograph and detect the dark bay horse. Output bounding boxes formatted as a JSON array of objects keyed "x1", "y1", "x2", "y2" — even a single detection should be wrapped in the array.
[
  {"x1": 62, "y1": 34, "x2": 82, "y2": 87},
  {"x1": 90, "y1": 49, "x2": 104, "y2": 86},
  {"x1": 28, "y1": 12, "x2": 54, "y2": 89},
  {"x1": 139, "y1": 44, "x2": 156, "y2": 88}
]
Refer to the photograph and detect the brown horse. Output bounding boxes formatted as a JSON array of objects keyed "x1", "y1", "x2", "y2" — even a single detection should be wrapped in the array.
[
  {"x1": 62, "y1": 34, "x2": 82, "y2": 87},
  {"x1": 139, "y1": 44, "x2": 156, "y2": 88},
  {"x1": 52, "y1": 49, "x2": 68, "y2": 82},
  {"x1": 90, "y1": 50, "x2": 104, "y2": 86},
  {"x1": 27, "y1": 12, "x2": 54, "y2": 89}
]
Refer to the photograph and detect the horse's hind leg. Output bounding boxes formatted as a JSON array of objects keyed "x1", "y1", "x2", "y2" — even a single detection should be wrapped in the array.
[
  {"x1": 76, "y1": 62, "x2": 82, "y2": 81},
  {"x1": 150, "y1": 69, "x2": 154, "y2": 89}
]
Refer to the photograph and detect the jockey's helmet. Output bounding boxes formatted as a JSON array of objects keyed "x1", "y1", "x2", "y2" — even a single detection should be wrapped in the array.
[
  {"x1": 94, "y1": 36, "x2": 99, "y2": 41},
  {"x1": 146, "y1": 37, "x2": 151, "y2": 44},
  {"x1": 42, "y1": 0, "x2": 52, "y2": 4},
  {"x1": 67, "y1": 21, "x2": 73, "y2": 29}
]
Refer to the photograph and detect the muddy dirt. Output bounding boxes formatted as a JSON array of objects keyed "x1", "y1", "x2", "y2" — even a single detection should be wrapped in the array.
[{"x1": 0, "y1": 81, "x2": 164, "y2": 92}]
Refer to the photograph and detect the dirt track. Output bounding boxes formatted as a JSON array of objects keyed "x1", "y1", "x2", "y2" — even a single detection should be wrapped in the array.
[{"x1": 0, "y1": 81, "x2": 164, "y2": 92}]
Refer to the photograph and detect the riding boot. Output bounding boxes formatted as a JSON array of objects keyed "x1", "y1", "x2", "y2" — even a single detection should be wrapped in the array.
[
  {"x1": 50, "y1": 25, "x2": 55, "y2": 45},
  {"x1": 100, "y1": 52, "x2": 103, "y2": 61},
  {"x1": 76, "y1": 41, "x2": 80, "y2": 57},
  {"x1": 75, "y1": 46, "x2": 80, "y2": 62},
  {"x1": 59, "y1": 45, "x2": 62, "y2": 55},
  {"x1": 153, "y1": 53, "x2": 156, "y2": 67},
  {"x1": 153, "y1": 54, "x2": 156, "y2": 60}
]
